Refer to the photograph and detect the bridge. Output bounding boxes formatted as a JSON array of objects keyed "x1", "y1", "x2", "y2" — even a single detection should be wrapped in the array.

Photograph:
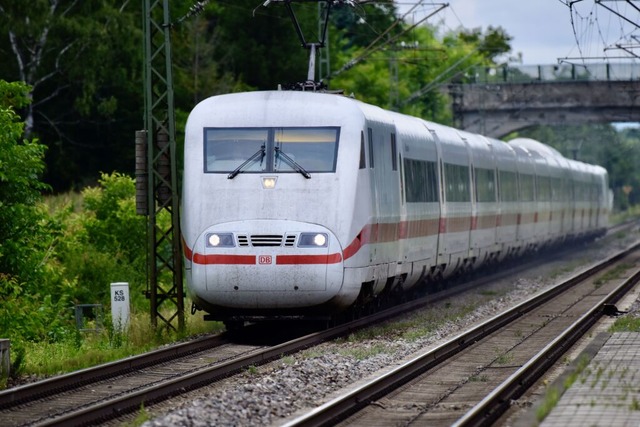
[{"x1": 447, "y1": 63, "x2": 640, "y2": 138}]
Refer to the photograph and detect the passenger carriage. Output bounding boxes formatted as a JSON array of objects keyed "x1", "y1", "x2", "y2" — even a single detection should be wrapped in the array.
[
  {"x1": 491, "y1": 138, "x2": 520, "y2": 261},
  {"x1": 181, "y1": 90, "x2": 610, "y2": 326}
]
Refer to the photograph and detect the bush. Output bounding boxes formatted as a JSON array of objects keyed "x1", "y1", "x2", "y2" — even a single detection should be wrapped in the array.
[
  {"x1": 0, "y1": 82, "x2": 148, "y2": 349},
  {"x1": 0, "y1": 80, "x2": 76, "y2": 345},
  {"x1": 54, "y1": 172, "x2": 148, "y2": 308}
]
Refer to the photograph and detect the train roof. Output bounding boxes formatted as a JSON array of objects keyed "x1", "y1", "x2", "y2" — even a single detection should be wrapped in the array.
[
  {"x1": 509, "y1": 138, "x2": 563, "y2": 158},
  {"x1": 189, "y1": 91, "x2": 606, "y2": 176}
]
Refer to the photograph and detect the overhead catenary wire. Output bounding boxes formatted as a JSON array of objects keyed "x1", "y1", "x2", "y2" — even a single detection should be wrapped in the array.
[
  {"x1": 558, "y1": 0, "x2": 640, "y2": 63},
  {"x1": 329, "y1": 2, "x2": 449, "y2": 79},
  {"x1": 400, "y1": 47, "x2": 478, "y2": 106}
]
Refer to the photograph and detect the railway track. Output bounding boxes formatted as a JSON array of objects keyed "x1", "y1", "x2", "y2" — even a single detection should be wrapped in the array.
[
  {"x1": 282, "y1": 241, "x2": 640, "y2": 427},
  {"x1": 2, "y1": 223, "x2": 636, "y2": 426},
  {"x1": 0, "y1": 281, "x2": 501, "y2": 426}
]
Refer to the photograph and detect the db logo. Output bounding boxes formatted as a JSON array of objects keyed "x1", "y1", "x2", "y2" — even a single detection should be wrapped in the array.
[{"x1": 258, "y1": 255, "x2": 272, "y2": 265}]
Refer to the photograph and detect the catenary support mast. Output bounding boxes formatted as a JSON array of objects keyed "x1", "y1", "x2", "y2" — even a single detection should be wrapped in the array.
[{"x1": 140, "y1": 0, "x2": 184, "y2": 331}]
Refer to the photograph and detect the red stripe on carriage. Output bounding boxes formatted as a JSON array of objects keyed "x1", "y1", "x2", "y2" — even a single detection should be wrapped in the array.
[
  {"x1": 276, "y1": 253, "x2": 343, "y2": 265},
  {"x1": 192, "y1": 254, "x2": 256, "y2": 264},
  {"x1": 342, "y1": 235, "x2": 362, "y2": 260},
  {"x1": 439, "y1": 217, "x2": 447, "y2": 233}
]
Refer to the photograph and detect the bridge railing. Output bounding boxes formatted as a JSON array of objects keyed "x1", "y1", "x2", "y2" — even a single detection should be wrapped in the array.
[{"x1": 468, "y1": 63, "x2": 640, "y2": 84}]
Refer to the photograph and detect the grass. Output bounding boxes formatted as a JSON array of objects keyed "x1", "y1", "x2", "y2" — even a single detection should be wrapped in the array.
[
  {"x1": 547, "y1": 260, "x2": 585, "y2": 280},
  {"x1": 332, "y1": 299, "x2": 484, "y2": 349},
  {"x1": 43, "y1": 191, "x2": 84, "y2": 214},
  {"x1": 6, "y1": 306, "x2": 223, "y2": 385},
  {"x1": 121, "y1": 404, "x2": 151, "y2": 427},
  {"x1": 468, "y1": 374, "x2": 489, "y2": 382},
  {"x1": 610, "y1": 316, "x2": 640, "y2": 332},
  {"x1": 494, "y1": 352, "x2": 514, "y2": 366},
  {"x1": 280, "y1": 356, "x2": 296, "y2": 365},
  {"x1": 610, "y1": 205, "x2": 640, "y2": 226},
  {"x1": 536, "y1": 354, "x2": 592, "y2": 423},
  {"x1": 320, "y1": 299, "x2": 483, "y2": 363},
  {"x1": 593, "y1": 263, "x2": 631, "y2": 287},
  {"x1": 337, "y1": 343, "x2": 391, "y2": 360},
  {"x1": 536, "y1": 386, "x2": 561, "y2": 422}
]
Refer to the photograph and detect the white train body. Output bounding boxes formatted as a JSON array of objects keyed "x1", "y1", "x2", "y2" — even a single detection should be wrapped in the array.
[{"x1": 181, "y1": 91, "x2": 609, "y2": 322}]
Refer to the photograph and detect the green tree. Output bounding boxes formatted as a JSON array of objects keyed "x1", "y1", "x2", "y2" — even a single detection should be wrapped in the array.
[
  {"x1": 55, "y1": 173, "x2": 148, "y2": 307},
  {"x1": 328, "y1": 20, "x2": 508, "y2": 123},
  {"x1": 0, "y1": 80, "x2": 72, "y2": 343},
  {"x1": 204, "y1": 1, "x2": 313, "y2": 90},
  {"x1": 0, "y1": 0, "x2": 144, "y2": 190},
  {"x1": 0, "y1": 80, "x2": 49, "y2": 282},
  {"x1": 457, "y1": 26, "x2": 513, "y2": 63}
]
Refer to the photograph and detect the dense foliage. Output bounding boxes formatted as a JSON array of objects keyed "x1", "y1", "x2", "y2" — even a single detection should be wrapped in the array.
[
  {"x1": 0, "y1": 80, "x2": 70, "y2": 344},
  {"x1": 0, "y1": 81, "x2": 149, "y2": 349}
]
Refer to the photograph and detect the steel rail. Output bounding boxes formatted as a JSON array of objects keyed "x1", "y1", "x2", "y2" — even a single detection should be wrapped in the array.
[
  {"x1": 1, "y1": 250, "x2": 555, "y2": 426},
  {"x1": 6, "y1": 227, "x2": 637, "y2": 425},
  {"x1": 28, "y1": 284, "x2": 493, "y2": 426},
  {"x1": 454, "y1": 254, "x2": 640, "y2": 426},
  {"x1": 281, "y1": 242, "x2": 640, "y2": 427},
  {"x1": 0, "y1": 333, "x2": 229, "y2": 409},
  {"x1": 20, "y1": 251, "x2": 565, "y2": 426}
]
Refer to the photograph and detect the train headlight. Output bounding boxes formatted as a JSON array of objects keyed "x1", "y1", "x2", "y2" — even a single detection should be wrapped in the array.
[
  {"x1": 298, "y1": 233, "x2": 328, "y2": 247},
  {"x1": 262, "y1": 177, "x2": 277, "y2": 189},
  {"x1": 206, "y1": 233, "x2": 235, "y2": 247}
]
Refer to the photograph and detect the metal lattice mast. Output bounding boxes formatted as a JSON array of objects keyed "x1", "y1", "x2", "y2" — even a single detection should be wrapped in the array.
[
  {"x1": 318, "y1": 2, "x2": 331, "y2": 82},
  {"x1": 141, "y1": 0, "x2": 184, "y2": 331}
]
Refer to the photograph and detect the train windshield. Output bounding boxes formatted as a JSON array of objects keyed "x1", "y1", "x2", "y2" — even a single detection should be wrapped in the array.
[
  {"x1": 204, "y1": 127, "x2": 339, "y2": 174},
  {"x1": 205, "y1": 128, "x2": 268, "y2": 173}
]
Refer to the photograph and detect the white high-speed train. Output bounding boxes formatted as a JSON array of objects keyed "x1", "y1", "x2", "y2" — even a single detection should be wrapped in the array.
[{"x1": 181, "y1": 90, "x2": 610, "y2": 328}]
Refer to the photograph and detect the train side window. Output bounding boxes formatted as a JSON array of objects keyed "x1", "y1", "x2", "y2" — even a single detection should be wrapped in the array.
[
  {"x1": 359, "y1": 131, "x2": 366, "y2": 169},
  {"x1": 403, "y1": 158, "x2": 438, "y2": 203},
  {"x1": 519, "y1": 173, "x2": 535, "y2": 201},
  {"x1": 368, "y1": 127, "x2": 374, "y2": 169},
  {"x1": 390, "y1": 133, "x2": 397, "y2": 171},
  {"x1": 499, "y1": 171, "x2": 518, "y2": 202},
  {"x1": 444, "y1": 163, "x2": 470, "y2": 202},
  {"x1": 551, "y1": 177, "x2": 561, "y2": 201},
  {"x1": 536, "y1": 175, "x2": 550, "y2": 201},
  {"x1": 475, "y1": 167, "x2": 496, "y2": 202}
]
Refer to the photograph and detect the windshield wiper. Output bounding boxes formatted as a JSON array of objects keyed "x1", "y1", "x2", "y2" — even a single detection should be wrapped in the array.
[
  {"x1": 275, "y1": 147, "x2": 311, "y2": 179},
  {"x1": 228, "y1": 145, "x2": 265, "y2": 179}
]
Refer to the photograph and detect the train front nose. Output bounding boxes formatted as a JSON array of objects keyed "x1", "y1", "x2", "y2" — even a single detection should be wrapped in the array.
[{"x1": 190, "y1": 220, "x2": 344, "y2": 309}]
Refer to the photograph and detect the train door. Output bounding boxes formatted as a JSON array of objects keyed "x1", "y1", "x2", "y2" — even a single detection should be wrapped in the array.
[
  {"x1": 365, "y1": 126, "x2": 380, "y2": 265},
  {"x1": 380, "y1": 129, "x2": 402, "y2": 282},
  {"x1": 426, "y1": 127, "x2": 445, "y2": 277},
  {"x1": 589, "y1": 174, "x2": 597, "y2": 230},
  {"x1": 462, "y1": 136, "x2": 476, "y2": 268},
  {"x1": 469, "y1": 135, "x2": 499, "y2": 268},
  {"x1": 430, "y1": 125, "x2": 471, "y2": 277},
  {"x1": 400, "y1": 122, "x2": 440, "y2": 287},
  {"x1": 367, "y1": 122, "x2": 400, "y2": 291}
]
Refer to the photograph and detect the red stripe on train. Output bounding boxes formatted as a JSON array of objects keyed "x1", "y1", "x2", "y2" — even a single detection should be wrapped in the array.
[
  {"x1": 192, "y1": 254, "x2": 256, "y2": 264},
  {"x1": 276, "y1": 254, "x2": 342, "y2": 265}
]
